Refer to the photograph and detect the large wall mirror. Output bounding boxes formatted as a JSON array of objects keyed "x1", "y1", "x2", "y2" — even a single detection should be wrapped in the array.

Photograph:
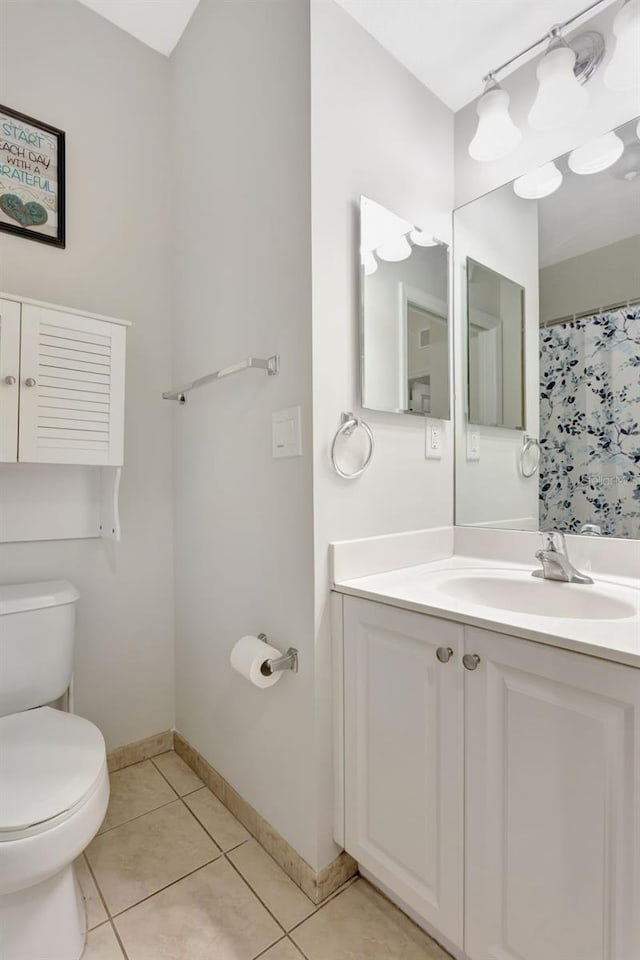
[
  {"x1": 455, "y1": 117, "x2": 640, "y2": 540},
  {"x1": 360, "y1": 196, "x2": 450, "y2": 419}
]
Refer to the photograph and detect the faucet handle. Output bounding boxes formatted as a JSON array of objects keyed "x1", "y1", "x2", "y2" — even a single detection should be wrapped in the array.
[{"x1": 541, "y1": 530, "x2": 567, "y2": 554}]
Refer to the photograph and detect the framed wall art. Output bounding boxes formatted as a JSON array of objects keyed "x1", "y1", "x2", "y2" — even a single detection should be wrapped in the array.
[{"x1": 0, "y1": 104, "x2": 66, "y2": 248}]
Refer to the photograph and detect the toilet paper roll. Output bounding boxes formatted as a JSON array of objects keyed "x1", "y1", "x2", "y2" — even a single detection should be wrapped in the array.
[{"x1": 230, "y1": 635, "x2": 283, "y2": 689}]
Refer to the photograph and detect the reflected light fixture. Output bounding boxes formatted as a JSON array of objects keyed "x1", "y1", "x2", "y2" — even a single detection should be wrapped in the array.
[
  {"x1": 376, "y1": 234, "x2": 412, "y2": 262},
  {"x1": 568, "y1": 131, "x2": 625, "y2": 173},
  {"x1": 410, "y1": 229, "x2": 439, "y2": 246},
  {"x1": 468, "y1": 77, "x2": 522, "y2": 162},
  {"x1": 528, "y1": 28, "x2": 589, "y2": 131},
  {"x1": 513, "y1": 161, "x2": 563, "y2": 199},
  {"x1": 604, "y1": 0, "x2": 640, "y2": 92},
  {"x1": 362, "y1": 250, "x2": 378, "y2": 276}
]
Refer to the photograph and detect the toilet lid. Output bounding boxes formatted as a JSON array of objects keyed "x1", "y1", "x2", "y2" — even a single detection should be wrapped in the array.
[{"x1": 0, "y1": 707, "x2": 106, "y2": 833}]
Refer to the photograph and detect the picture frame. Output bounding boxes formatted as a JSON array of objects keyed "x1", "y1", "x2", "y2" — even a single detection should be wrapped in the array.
[{"x1": 0, "y1": 104, "x2": 66, "y2": 248}]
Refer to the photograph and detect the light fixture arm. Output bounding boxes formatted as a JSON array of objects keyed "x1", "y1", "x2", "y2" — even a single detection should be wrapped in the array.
[{"x1": 481, "y1": 0, "x2": 608, "y2": 83}]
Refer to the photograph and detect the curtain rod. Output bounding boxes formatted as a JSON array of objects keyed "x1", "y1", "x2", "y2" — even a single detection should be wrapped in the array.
[{"x1": 541, "y1": 296, "x2": 640, "y2": 330}]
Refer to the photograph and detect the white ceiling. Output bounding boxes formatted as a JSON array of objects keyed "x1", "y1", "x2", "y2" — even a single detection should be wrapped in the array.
[
  {"x1": 334, "y1": 0, "x2": 618, "y2": 111},
  {"x1": 77, "y1": 0, "x2": 200, "y2": 55}
]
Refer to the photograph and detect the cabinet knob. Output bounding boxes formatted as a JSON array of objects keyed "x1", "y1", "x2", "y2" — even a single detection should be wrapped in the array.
[
  {"x1": 24, "y1": 377, "x2": 37, "y2": 387},
  {"x1": 4, "y1": 375, "x2": 16, "y2": 385},
  {"x1": 463, "y1": 653, "x2": 481, "y2": 671},
  {"x1": 436, "y1": 646, "x2": 454, "y2": 663}
]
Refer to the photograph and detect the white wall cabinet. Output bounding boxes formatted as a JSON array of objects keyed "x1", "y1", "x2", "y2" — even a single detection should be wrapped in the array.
[
  {"x1": 0, "y1": 295, "x2": 128, "y2": 466},
  {"x1": 340, "y1": 596, "x2": 640, "y2": 960}
]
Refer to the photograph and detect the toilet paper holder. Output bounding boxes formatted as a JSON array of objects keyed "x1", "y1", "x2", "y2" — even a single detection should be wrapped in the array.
[{"x1": 257, "y1": 634, "x2": 299, "y2": 675}]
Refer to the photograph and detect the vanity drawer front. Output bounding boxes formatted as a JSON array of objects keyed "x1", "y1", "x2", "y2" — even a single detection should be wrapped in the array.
[
  {"x1": 343, "y1": 597, "x2": 464, "y2": 947},
  {"x1": 464, "y1": 626, "x2": 640, "y2": 960}
]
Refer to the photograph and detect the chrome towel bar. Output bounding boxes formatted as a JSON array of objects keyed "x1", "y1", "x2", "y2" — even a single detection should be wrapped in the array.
[{"x1": 163, "y1": 354, "x2": 280, "y2": 404}]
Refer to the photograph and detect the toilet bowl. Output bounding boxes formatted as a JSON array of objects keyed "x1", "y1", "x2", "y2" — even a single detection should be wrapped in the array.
[
  {"x1": 0, "y1": 582, "x2": 110, "y2": 960},
  {"x1": 0, "y1": 707, "x2": 109, "y2": 960}
]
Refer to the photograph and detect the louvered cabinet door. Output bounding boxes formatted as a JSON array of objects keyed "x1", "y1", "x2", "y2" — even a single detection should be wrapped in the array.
[
  {"x1": 0, "y1": 297, "x2": 21, "y2": 462},
  {"x1": 18, "y1": 305, "x2": 126, "y2": 465}
]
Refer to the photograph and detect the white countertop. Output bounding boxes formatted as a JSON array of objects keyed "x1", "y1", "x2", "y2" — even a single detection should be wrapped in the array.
[{"x1": 333, "y1": 556, "x2": 640, "y2": 669}]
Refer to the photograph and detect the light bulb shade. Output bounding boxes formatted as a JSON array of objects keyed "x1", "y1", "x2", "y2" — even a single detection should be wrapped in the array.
[
  {"x1": 604, "y1": 0, "x2": 640, "y2": 92},
  {"x1": 513, "y1": 162, "x2": 563, "y2": 199},
  {"x1": 362, "y1": 251, "x2": 378, "y2": 275},
  {"x1": 568, "y1": 132, "x2": 625, "y2": 174},
  {"x1": 637, "y1": 118, "x2": 640, "y2": 140},
  {"x1": 377, "y1": 235, "x2": 412, "y2": 262},
  {"x1": 468, "y1": 86, "x2": 522, "y2": 162},
  {"x1": 410, "y1": 229, "x2": 438, "y2": 247},
  {"x1": 528, "y1": 45, "x2": 589, "y2": 131}
]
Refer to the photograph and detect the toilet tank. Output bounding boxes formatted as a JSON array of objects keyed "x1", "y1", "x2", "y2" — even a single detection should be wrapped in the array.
[{"x1": 0, "y1": 581, "x2": 80, "y2": 717}]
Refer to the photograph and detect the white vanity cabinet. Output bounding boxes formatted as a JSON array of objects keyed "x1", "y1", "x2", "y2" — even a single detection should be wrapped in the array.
[
  {"x1": 340, "y1": 595, "x2": 640, "y2": 960},
  {"x1": 0, "y1": 295, "x2": 127, "y2": 466},
  {"x1": 464, "y1": 626, "x2": 640, "y2": 960},
  {"x1": 343, "y1": 597, "x2": 464, "y2": 945}
]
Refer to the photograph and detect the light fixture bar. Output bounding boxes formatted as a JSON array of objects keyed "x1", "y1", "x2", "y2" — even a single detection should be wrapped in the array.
[{"x1": 482, "y1": 0, "x2": 609, "y2": 82}]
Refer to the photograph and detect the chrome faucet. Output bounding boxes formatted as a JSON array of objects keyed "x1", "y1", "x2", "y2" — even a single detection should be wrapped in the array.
[{"x1": 532, "y1": 531, "x2": 593, "y2": 584}]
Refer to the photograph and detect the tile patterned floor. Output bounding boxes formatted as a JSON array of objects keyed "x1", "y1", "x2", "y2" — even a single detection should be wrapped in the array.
[{"x1": 78, "y1": 750, "x2": 453, "y2": 960}]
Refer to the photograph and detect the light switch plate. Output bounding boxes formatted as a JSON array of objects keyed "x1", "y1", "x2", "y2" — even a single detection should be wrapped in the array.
[
  {"x1": 466, "y1": 429, "x2": 480, "y2": 461},
  {"x1": 425, "y1": 419, "x2": 444, "y2": 460},
  {"x1": 272, "y1": 406, "x2": 302, "y2": 458}
]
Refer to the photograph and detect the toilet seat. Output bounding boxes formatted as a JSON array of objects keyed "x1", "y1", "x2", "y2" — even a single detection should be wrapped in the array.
[{"x1": 0, "y1": 707, "x2": 106, "y2": 842}]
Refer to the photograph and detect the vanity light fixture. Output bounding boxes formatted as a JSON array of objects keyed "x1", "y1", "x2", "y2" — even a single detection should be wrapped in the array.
[
  {"x1": 528, "y1": 28, "x2": 590, "y2": 131},
  {"x1": 468, "y1": 77, "x2": 522, "y2": 162},
  {"x1": 604, "y1": 0, "x2": 640, "y2": 91},
  {"x1": 513, "y1": 161, "x2": 563, "y2": 199},
  {"x1": 468, "y1": 0, "x2": 609, "y2": 162},
  {"x1": 568, "y1": 131, "x2": 625, "y2": 173}
]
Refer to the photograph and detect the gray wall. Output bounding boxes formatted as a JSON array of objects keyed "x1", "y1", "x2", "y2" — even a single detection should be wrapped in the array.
[
  {"x1": 0, "y1": 0, "x2": 175, "y2": 749},
  {"x1": 539, "y1": 235, "x2": 640, "y2": 324},
  {"x1": 170, "y1": 0, "x2": 319, "y2": 867}
]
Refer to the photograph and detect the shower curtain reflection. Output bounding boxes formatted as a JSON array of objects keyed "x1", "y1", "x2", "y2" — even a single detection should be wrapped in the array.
[{"x1": 539, "y1": 305, "x2": 640, "y2": 539}]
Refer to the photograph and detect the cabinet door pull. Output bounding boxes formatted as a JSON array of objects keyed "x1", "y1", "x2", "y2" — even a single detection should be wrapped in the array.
[
  {"x1": 463, "y1": 653, "x2": 481, "y2": 671},
  {"x1": 24, "y1": 377, "x2": 37, "y2": 387},
  {"x1": 436, "y1": 646, "x2": 454, "y2": 663},
  {"x1": 4, "y1": 375, "x2": 16, "y2": 385}
]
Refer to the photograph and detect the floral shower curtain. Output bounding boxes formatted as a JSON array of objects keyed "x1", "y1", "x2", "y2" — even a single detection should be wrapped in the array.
[{"x1": 539, "y1": 306, "x2": 640, "y2": 539}]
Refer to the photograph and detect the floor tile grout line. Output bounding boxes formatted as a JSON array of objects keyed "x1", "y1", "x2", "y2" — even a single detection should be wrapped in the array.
[
  {"x1": 149, "y1": 753, "x2": 195, "y2": 798},
  {"x1": 225, "y1": 842, "x2": 317, "y2": 924},
  {"x1": 178, "y1": 791, "x2": 250, "y2": 854},
  {"x1": 250, "y1": 933, "x2": 289, "y2": 960},
  {"x1": 107, "y1": 916, "x2": 131, "y2": 960},
  {"x1": 223, "y1": 850, "x2": 290, "y2": 937},
  {"x1": 108, "y1": 853, "x2": 222, "y2": 921},
  {"x1": 286, "y1": 932, "x2": 312, "y2": 960},
  {"x1": 82, "y1": 852, "x2": 112, "y2": 926},
  {"x1": 96, "y1": 795, "x2": 179, "y2": 838},
  {"x1": 285, "y1": 875, "x2": 360, "y2": 937}
]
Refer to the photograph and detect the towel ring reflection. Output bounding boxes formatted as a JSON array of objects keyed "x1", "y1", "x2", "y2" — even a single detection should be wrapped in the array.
[
  {"x1": 521, "y1": 434, "x2": 541, "y2": 478},
  {"x1": 331, "y1": 412, "x2": 375, "y2": 479}
]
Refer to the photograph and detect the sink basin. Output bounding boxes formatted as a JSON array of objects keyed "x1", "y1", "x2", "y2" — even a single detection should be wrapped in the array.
[{"x1": 435, "y1": 571, "x2": 638, "y2": 621}]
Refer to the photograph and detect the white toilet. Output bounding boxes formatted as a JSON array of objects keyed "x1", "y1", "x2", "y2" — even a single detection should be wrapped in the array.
[{"x1": 0, "y1": 582, "x2": 110, "y2": 960}]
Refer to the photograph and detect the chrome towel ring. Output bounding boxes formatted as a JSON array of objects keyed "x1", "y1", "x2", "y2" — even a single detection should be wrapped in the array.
[
  {"x1": 521, "y1": 434, "x2": 541, "y2": 478},
  {"x1": 331, "y1": 412, "x2": 375, "y2": 479}
]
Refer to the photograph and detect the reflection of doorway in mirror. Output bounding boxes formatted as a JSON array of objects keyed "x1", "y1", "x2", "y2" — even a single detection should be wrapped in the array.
[{"x1": 399, "y1": 285, "x2": 448, "y2": 418}]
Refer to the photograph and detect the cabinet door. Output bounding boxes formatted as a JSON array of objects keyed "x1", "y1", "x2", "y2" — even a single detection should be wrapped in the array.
[
  {"x1": 18, "y1": 304, "x2": 126, "y2": 465},
  {"x1": 344, "y1": 597, "x2": 464, "y2": 945},
  {"x1": 465, "y1": 627, "x2": 640, "y2": 960},
  {"x1": 0, "y1": 298, "x2": 21, "y2": 462}
]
